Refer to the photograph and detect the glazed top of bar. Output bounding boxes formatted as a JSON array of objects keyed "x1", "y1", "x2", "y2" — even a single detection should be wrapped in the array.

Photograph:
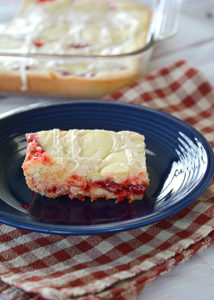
[{"x1": 32, "y1": 129, "x2": 149, "y2": 183}]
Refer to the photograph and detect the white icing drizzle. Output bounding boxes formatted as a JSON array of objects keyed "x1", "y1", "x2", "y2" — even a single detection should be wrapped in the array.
[
  {"x1": 19, "y1": 33, "x2": 34, "y2": 91},
  {"x1": 53, "y1": 129, "x2": 64, "y2": 163},
  {"x1": 125, "y1": 148, "x2": 133, "y2": 165},
  {"x1": 70, "y1": 129, "x2": 81, "y2": 158},
  {"x1": 20, "y1": 59, "x2": 27, "y2": 91}
]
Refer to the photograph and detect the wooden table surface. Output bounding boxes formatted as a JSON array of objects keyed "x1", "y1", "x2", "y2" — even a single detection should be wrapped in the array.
[{"x1": 0, "y1": 0, "x2": 214, "y2": 299}]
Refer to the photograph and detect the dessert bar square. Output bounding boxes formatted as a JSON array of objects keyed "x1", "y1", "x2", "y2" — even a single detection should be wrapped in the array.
[{"x1": 22, "y1": 129, "x2": 149, "y2": 203}]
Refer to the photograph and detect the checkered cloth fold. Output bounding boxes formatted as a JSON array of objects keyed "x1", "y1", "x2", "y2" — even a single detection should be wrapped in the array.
[{"x1": 0, "y1": 60, "x2": 213, "y2": 300}]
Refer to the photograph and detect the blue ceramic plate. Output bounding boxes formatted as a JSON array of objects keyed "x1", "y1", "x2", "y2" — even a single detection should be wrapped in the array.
[{"x1": 0, "y1": 100, "x2": 213, "y2": 235}]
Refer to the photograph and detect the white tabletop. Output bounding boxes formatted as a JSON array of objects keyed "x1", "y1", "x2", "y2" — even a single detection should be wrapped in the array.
[
  {"x1": 139, "y1": 0, "x2": 214, "y2": 299},
  {"x1": 0, "y1": 0, "x2": 214, "y2": 299}
]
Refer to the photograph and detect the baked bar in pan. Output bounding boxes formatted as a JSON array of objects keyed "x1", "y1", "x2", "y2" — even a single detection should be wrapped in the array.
[
  {"x1": 0, "y1": 0, "x2": 151, "y2": 97},
  {"x1": 22, "y1": 129, "x2": 149, "y2": 203}
]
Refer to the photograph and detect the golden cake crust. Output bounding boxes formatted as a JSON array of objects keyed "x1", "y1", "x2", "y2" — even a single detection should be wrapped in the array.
[{"x1": 0, "y1": 68, "x2": 138, "y2": 98}]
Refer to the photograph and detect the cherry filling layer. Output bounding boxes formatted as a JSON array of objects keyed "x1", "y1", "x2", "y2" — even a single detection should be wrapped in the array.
[
  {"x1": 25, "y1": 133, "x2": 51, "y2": 164},
  {"x1": 92, "y1": 179, "x2": 147, "y2": 202},
  {"x1": 98, "y1": 179, "x2": 146, "y2": 195},
  {"x1": 40, "y1": 177, "x2": 147, "y2": 203},
  {"x1": 41, "y1": 180, "x2": 146, "y2": 203}
]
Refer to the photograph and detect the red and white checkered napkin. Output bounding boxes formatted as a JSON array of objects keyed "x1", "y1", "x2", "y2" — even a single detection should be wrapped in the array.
[{"x1": 0, "y1": 60, "x2": 214, "y2": 300}]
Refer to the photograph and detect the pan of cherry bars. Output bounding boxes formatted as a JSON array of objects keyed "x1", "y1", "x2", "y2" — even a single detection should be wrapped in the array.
[{"x1": 0, "y1": 0, "x2": 181, "y2": 98}]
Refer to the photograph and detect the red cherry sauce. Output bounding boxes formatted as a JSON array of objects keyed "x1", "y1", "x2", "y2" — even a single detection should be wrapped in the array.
[
  {"x1": 69, "y1": 43, "x2": 89, "y2": 49},
  {"x1": 25, "y1": 133, "x2": 51, "y2": 164},
  {"x1": 33, "y1": 40, "x2": 44, "y2": 48},
  {"x1": 38, "y1": 0, "x2": 55, "y2": 3},
  {"x1": 57, "y1": 70, "x2": 71, "y2": 77},
  {"x1": 21, "y1": 204, "x2": 30, "y2": 210},
  {"x1": 97, "y1": 179, "x2": 146, "y2": 203}
]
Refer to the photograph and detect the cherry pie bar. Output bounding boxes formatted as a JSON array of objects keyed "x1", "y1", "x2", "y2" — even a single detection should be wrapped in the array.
[
  {"x1": 0, "y1": 0, "x2": 151, "y2": 97},
  {"x1": 22, "y1": 129, "x2": 149, "y2": 203}
]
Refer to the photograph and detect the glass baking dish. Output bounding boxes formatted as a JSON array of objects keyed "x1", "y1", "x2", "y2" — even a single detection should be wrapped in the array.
[{"x1": 0, "y1": 0, "x2": 182, "y2": 98}]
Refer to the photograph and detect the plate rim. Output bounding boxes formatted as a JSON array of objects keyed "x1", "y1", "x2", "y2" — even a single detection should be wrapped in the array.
[{"x1": 0, "y1": 99, "x2": 213, "y2": 235}]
